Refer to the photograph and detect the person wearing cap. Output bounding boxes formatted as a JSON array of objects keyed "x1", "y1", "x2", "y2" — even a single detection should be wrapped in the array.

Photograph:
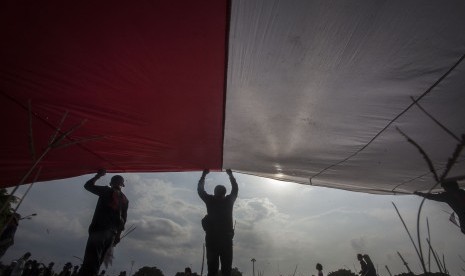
[
  {"x1": 79, "y1": 169, "x2": 129, "y2": 276},
  {"x1": 197, "y1": 169, "x2": 238, "y2": 276},
  {"x1": 414, "y1": 180, "x2": 465, "y2": 234}
]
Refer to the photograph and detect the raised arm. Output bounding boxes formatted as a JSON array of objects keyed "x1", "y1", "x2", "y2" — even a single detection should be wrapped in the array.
[
  {"x1": 197, "y1": 169, "x2": 210, "y2": 201},
  {"x1": 226, "y1": 169, "x2": 238, "y2": 200},
  {"x1": 84, "y1": 169, "x2": 107, "y2": 196}
]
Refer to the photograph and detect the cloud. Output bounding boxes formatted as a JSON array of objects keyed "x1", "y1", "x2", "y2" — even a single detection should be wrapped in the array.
[
  {"x1": 5, "y1": 173, "x2": 465, "y2": 276},
  {"x1": 235, "y1": 197, "x2": 288, "y2": 229},
  {"x1": 350, "y1": 237, "x2": 367, "y2": 252}
]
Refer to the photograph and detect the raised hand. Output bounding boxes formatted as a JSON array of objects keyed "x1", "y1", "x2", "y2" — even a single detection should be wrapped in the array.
[{"x1": 96, "y1": 169, "x2": 107, "y2": 178}]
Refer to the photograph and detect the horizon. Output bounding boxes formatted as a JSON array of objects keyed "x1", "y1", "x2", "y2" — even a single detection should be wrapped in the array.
[{"x1": 2, "y1": 171, "x2": 464, "y2": 276}]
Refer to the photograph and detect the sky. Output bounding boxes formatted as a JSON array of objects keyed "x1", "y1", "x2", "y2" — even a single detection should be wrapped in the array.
[{"x1": 3, "y1": 171, "x2": 465, "y2": 276}]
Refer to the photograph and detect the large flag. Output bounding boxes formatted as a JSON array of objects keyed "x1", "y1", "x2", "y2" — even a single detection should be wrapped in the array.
[{"x1": 1, "y1": 1, "x2": 465, "y2": 194}]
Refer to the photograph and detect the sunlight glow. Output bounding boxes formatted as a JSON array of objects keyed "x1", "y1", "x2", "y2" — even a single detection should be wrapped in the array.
[{"x1": 267, "y1": 177, "x2": 290, "y2": 190}]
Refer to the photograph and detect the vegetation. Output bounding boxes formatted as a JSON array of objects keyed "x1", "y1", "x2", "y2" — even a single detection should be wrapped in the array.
[
  {"x1": 133, "y1": 266, "x2": 164, "y2": 276},
  {"x1": 0, "y1": 188, "x2": 19, "y2": 230},
  {"x1": 327, "y1": 269, "x2": 357, "y2": 276}
]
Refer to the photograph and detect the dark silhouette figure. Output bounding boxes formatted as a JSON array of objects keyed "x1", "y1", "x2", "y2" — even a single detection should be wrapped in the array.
[
  {"x1": 357, "y1": 254, "x2": 367, "y2": 276},
  {"x1": 79, "y1": 169, "x2": 129, "y2": 276},
  {"x1": 43, "y1": 262, "x2": 55, "y2": 276},
  {"x1": 362, "y1": 255, "x2": 376, "y2": 276},
  {"x1": 414, "y1": 180, "x2": 465, "y2": 234},
  {"x1": 185, "y1": 267, "x2": 192, "y2": 276},
  {"x1": 357, "y1": 254, "x2": 375, "y2": 276},
  {"x1": 198, "y1": 169, "x2": 238, "y2": 276},
  {"x1": 71, "y1": 265, "x2": 80, "y2": 276},
  {"x1": 316, "y1": 263, "x2": 323, "y2": 276},
  {"x1": 59, "y1": 262, "x2": 73, "y2": 276}
]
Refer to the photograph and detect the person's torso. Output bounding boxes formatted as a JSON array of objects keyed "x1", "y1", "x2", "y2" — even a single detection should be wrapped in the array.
[
  {"x1": 205, "y1": 195, "x2": 235, "y2": 233},
  {"x1": 89, "y1": 187, "x2": 128, "y2": 232}
]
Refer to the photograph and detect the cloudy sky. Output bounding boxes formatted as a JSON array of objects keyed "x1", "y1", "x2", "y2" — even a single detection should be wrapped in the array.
[{"x1": 3, "y1": 171, "x2": 465, "y2": 276}]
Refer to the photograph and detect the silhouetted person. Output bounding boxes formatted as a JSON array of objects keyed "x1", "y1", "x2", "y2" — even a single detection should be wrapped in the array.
[
  {"x1": 59, "y1": 262, "x2": 73, "y2": 276},
  {"x1": 10, "y1": 252, "x2": 31, "y2": 276},
  {"x1": 71, "y1": 265, "x2": 80, "y2": 276},
  {"x1": 79, "y1": 169, "x2": 129, "y2": 276},
  {"x1": 0, "y1": 213, "x2": 20, "y2": 258},
  {"x1": 363, "y1": 255, "x2": 376, "y2": 276},
  {"x1": 316, "y1": 263, "x2": 323, "y2": 276},
  {"x1": 357, "y1": 254, "x2": 367, "y2": 276},
  {"x1": 357, "y1": 254, "x2": 375, "y2": 276},
  {"x1": 198, "y1": 169, "x2": 238, "y2": 276},
  {"x1": 43, "y1": 262, "x2": 55, "y2": 276},
  {"x1": 414, "y1": 180, "x2": 465, "y2": 234},
  {"x1": 185, "y1": 267, "x2": 192, "y2": 276}
]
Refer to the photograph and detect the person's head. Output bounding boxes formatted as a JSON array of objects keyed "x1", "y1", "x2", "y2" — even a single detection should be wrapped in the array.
[
  {"x1": 214, "y1": 185, "x2": 226, "y2": 198},
  {"x1": 316, "y1": 263, "x2": 323, "y2": 271},
  {"x1": 442, "y1": 180, "x2": 459, "y2": 192},
  {"x1": 110, "y1": 175, "x2": 125, "y2": 190},
  {"x1": 357, "y1": 254, "x2": 363, "y2": 261},
  {"x1": 48, "y1": 262, "x2": 54, "y2": 268},
  {"x1": 185, "y1": 267, "x2": 192, "y2": 275},
  {"x1": 23, "y1": 252, "x2": 31, "y2": 260}
]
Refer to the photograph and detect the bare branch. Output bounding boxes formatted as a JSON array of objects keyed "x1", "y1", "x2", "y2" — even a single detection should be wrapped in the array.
[
  {"x1": 392, "y1": 202, "x2": 426, "y2": 272},
  {"x1": 411, "y1": 96, "x2": 461, "y2": 142},
  {"x1": 48, "y1": 111, "x2": 69, "y2": 147},
  {"x1": 439, "y1": 135, "x2": 465, "y2": 181},
  {"x1": 396, "y1": 127, "x2": 439, "y2": 182},
  {"x1": 50, "y1": 119, "x2": 87, "y2": 148},
  {"x1": 53, "y1": 136, "x2": 105, "y2": 150}
]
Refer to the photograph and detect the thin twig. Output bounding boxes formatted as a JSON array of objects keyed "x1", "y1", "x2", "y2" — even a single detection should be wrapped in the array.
[
  {"x1": 393, "y1": 202, "x2": 425, "y2": 272},
  {"x1": 427, "y1": 218, "x2": 431, "y2": 272},
  {"x1": 120, "y1": 226, "x2": 136, "y2": 240},
  {"x1": 443, "y1": 254, "x2": 448, "y2": 274},
  {"x1": 53, "y1": 136, "x2": 104, "y2": 150},
  {"x1": 48, "y1": 111, "x2": 69, "y2": 147},
  {"x1": 426, "y1": 238, "x2": 443, "y2": 273},
  {"x1": 396, "y1": 127, "x2": 439, "y2": 182},
  {"x1": 410, "y1": 96, "x2": 461, "y2": 142},
  {"x1": 385, "y1": 265, "x2": 392, "y2": 276},
  {"x1": 50, "y1": 119, "x2": 87, "y2": 148},
  {"x1": 292, "y1": 264, "x2": 298, "y2": 276},
  {"x1": 439, "y1": 135, "x2": 465, "y2": 181},
  {"x1": 397, "y1": 251, "x2": 412, "y2": 274}
]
